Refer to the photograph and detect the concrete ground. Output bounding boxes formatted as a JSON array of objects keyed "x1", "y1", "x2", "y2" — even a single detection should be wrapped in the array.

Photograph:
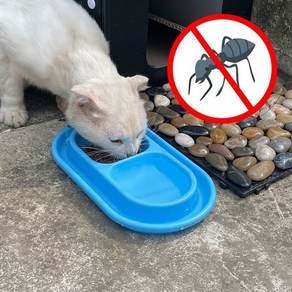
[{"x1": 0, "y1": 87, "x2": 291, "y2": 292}]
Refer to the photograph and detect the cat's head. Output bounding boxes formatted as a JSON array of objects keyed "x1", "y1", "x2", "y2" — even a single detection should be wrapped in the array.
[{"x1": 66, "y1": 75, "x2": 148, "y2": 159}]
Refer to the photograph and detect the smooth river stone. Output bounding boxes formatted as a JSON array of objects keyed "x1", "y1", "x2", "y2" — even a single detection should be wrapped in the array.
[
  {"x1": 183, "y1": 114, "x2": 204, "y2": 126},
  {"x1": 259, "y1": 108, "x2": 276, "y2": 121},
  {"x1": 226, "y1": 165, "x2": 252, "y2": 188},
  {"x1": 285, "y1": 89, "x2": 292, "y2": 98},
  {"x1": 174, "y1": 133, "x2": 194, "y2": 148},
  {"x1": 221, "y1": 123, "x2": 242, "y2": 137},
  {"x1": 170, "y1": 117, "x2": 188, "y2": 128},
  {"x1": 171, "y1": 99, "x2": 180, "y2": 105},
  {"x1": 179, "y1": 125, "x2": 209, "y2": 137},
  {"x1": 247, "y1": 161, "x2": 275, "y2": 181},
  {"x1": 154, "y1": 94, "x2": 170, "y2": 107},
  {"x1": 256, "y1": 119, "x2": 284, "y2": 130},
  {"x1": 270, "y1": 103, "x2": 290, "y2": 115},
  {"x1": 188, "y1": 144, "x2": 209, "y2": 158},
  {"x1": 208, "y1": 144, "x2": 234, "y2": 160},
  {"x1": 158, "y1": 123, "x2": 178, "y2": 137},
  {"x1": 237, "y1": 116, "x2": 257, "y2": 129},
  {"x1": 276, "y1": 114, "x2": 292, "y2": 124},
  {"x1": 249, "y1": 136, "x2": 270, "y2": 150},
  {"x1": 205, "y1": 153, "x2": 228, "y2": 172},
  {"x1": 267, "y1": 94, "x2": 285, "y2": 106},
  {"x1": 242, "y1": 127, "x2": 264, "y2": 140},
  {"x1": 210, "y1": 128, "x2": 227, "y2": 144},
  {"x1": 284, "y1": 122, "x2": 292, "y2": 131},
  {"x1": 224, "y1": 135, "x2": 247, "y2": 149},
  {"x1": 282, "y1": 98, "x2": 292, "y2": 109},
  {"x1": 139, "y1": 92, "x2": 149, "y2": 101},
  {"x1": 147, "y1": 112, "x2": 164, "y2": 126},
  {"x1": 166, "y1": 91, "x2": 175, "y2": 99},
  {"x1": 169, "y1": 104, "x2": 187, "y2": 115},
  {"x1": 232, "y1": 146, "x2": 254, "y2": 157},
  {"x1": 267, "y1": 127, "x2": 291, "y2": 140},
  {"x1": 204, "y1": 122, "x2": 221, "y2": 131},
  {"x1": 233, "y1": 156, "x2": 257, "y2": 171},
  {"x1": 156, "y1": 106, "x2": 179, "y2": 119},
  {"x1": 196, "y1": 136, "x2": 213, "y2": 146},
  {"x1": 273, "y1": 83, "x2": 287, "y2": 95},
  {"x1": 162, "y1": 83, "x2": 171, "y2": 91},
  {"x1": 268, "y1": 137, "x2": 292, "y2": 153},
  {"x1": 255, "y1": 145, "x2": 276, "y2": 161},
  {"x1": 144, "y1": 100, "x2": 154, "y2": 112},
  {"x1": 274, "y1": 153, "x2": 292, "y2": 169},
  {"x1": 146, "y1": 86, "x2": 166, "y2": 97}
]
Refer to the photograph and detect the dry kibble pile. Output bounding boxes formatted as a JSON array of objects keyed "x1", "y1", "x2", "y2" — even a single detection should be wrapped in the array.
[{"x1": 143, "y1": 80, "x2": 292, "y2": 197}]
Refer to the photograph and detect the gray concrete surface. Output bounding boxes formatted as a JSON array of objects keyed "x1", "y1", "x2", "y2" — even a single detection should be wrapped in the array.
[
  {"x1": 251, "y1": 0, "x2": 292, "y2": 76},
  {"x1": 0, "y1": 91, "x2": 291, "y2": 292}
]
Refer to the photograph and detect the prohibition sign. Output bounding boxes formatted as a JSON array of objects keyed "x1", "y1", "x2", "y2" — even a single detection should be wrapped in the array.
[{"x1": 168, "y1": 14, "x2": 277, "y2": 124}]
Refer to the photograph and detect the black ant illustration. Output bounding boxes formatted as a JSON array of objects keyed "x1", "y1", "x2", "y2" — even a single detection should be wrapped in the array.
[{"x1": 188, "y1": 36, "x2": 256, "y2": 101}]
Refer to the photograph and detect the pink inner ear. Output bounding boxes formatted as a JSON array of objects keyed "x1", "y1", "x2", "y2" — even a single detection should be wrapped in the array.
[{"x1": 77, "y1": 96, "x2": 101, "y2": 119}]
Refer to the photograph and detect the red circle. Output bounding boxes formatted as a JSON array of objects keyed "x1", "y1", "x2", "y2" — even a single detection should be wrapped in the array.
[{"x1": 167, "y1": 14, "x2": 277, "y2": 124}]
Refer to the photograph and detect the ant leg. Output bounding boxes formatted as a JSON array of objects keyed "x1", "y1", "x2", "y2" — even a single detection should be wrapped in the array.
[
  {"x1": 200, "y1": 76, "x2": 213, "y2": 101},
  {"x1": 200, "y1": 54, "x2": 209, "y2": 60},
  {"x1": 216, "y1": 64, "x2": 239, "y2": 96},
  {"x1": 221, "y1": 36, "x2": 232, "y2": 51},
  {"x1": 246, "y1": 57, "x2": 256, "y2": 82},
  {"x1": 188, "y1": 73, "x2": 196, "y2": 95}
]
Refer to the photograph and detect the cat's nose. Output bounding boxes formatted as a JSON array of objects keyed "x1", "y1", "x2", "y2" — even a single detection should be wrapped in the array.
[{"x1": 126, "y1": 143, "x2": 136, "y2": 157}]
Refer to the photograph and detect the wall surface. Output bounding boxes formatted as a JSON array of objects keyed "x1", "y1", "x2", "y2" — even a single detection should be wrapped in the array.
[{"x1": 251, "y1": 0, "x2": 292, "y2": 76}]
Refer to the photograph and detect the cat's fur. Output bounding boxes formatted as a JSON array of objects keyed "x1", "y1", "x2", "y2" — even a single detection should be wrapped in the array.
[{"x1": 0, "y1": 0, "x2": 148, "y2": 158}]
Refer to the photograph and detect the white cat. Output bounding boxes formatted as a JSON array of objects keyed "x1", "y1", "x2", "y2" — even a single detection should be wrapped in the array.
[{"x1": 0, "y1": 0, "x2": 148, "y2": 158}]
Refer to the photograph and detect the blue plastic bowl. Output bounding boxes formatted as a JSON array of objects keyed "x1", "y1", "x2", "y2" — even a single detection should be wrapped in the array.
[{"x1": 52, "y1": 128, "x2": 216, "y2": 234}]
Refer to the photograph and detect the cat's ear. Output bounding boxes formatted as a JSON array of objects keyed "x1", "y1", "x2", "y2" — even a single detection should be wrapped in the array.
[
  {"x1": 71, "y1": 84, "x2": 104, "y2": 118},
  {"x1": 127, "y1": 75, "x2": 149, "y2": 92}
]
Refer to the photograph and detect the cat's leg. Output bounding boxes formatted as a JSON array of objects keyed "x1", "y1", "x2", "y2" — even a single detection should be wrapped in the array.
[{"x1": 0, "y1": 59, "x2": 28, "y2": 127}]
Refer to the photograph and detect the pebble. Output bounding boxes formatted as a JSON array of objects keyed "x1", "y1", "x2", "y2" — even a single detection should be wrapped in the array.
[
  {"x1": 166, "y1": 91, "x2": 175, "y2": 99},
  {"x1": 210, "y1": 128, "x2": 227, "y2": 144},
  {"x1": 147, "y1": 112, "x2": 164, "y2": 126},
  {"x1": 154, "y1": 95, "x2": 170, "y2": 107},
  {"x1": 168, "y1": 104, "x2": 187, "y2": 115},
  {"x1": 282, "y1": 98, "x2": 292, "y2": 109},
  {"x1": 156, "y1": 106, "x2": 179, "y2": 119},
  {"x1": 208, "y1": 144, "x2": 234, "y2": 160},
  {"x1": 255, "y1": 145, "x2": 276, "y2": 161},
  {"x1": 171, "y1": 99, "x2": 180, "y2": 105},
  {"x1": 259, "y1": 108, "x2": 276, "y2": 121},
  {"x1": 249, "y1": 136, "x2": 270, "y2": 150},
  {"x1": 204, "y1": 122, "x2": 221, "y2": 131},
  {"x1": 224, "y1": 135, "x2": 247, "y2": 149},
  {"x1": 183, "y1": 114, "x2": 204, "y2": 126},
  {"x1": 285, "y1": 89, "x2": 292, "y2": 98},
  {"x1": 237, "y1": 116, "x2": 257, "y2": 129},
  {"x1": 179, "y1": 126, "x2": 209, "y2": 137},
  {"x1": 274, "y1": 153, "x2": 292, "y2": 170},
  {"x1": 158, "y1": 123, "x2": 178, "y2": 137},
  {"x1": 242, "y1": 127, "x2": 264, "y2": 140},
  {"x1": 139, "y1": 92, "x2": 149, "y2": 101},
  {"x1": 188, "y1": 144, "x2": 209, "y2": 158},
  {"x1": 284, "y1": 122, "x2": 292, "y2": 131},
  {"x1": 276, "y1": 114, "x2": 292, "y2": 124},
  {"x1": 256, "y1": 119, "x2": 284, "y2": 130},
  {"x1": 221, "y1": 124, "x2": 242, "y2": 137},
  {"x1": 162, "y1": 83, "x2": 171, "y2": 91},
  {"x1": 247, "y1": 161, "x2": 275, "y2": 181},
  {"x1": 170, "y1": 117, "x2": 188, "y2": 128},
  {"x1": 267, "y1": 94, "x2": 285, "y2": 106},
  {"x1": 226, "y1": 165, "x2": 252, "y2": 188},
  {"x1": 144, "y1": 100, "x2": 154, "y2": 112},
  {"x1": 174, "y1": 133, "x2": 194, "y2": 148},
  {"x1": 146, "y1": 86, "x2": 166, "y2": 97},
  {"x1": 205, "y1": 153, "x2": 228, "y2": 172},
  {"x1": 196, "y1": 136, "x2": 213, "y2": 146},
  {"x1": 267, "y1": 127, "x2": 291, "y2": 140},
  {"x1": 273, "y1": 83, "x2": 287, "y2": 95},
  {"x1": 232, "y1": 147, "x2": 254, "y2": 157},
  {"x1": 270, "y1": 104, "x2": 290, "y2": 115},
  {"x1": 233, "y1": 156, "x2": 257, "y2": 171},
  {"x1": 268, "y1": 137, "x2": 292, "y2": 153}
]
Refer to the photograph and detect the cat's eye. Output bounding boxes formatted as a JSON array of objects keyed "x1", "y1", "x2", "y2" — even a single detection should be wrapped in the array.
[{"x1": 110, "y1": 139, "x2": 122, "y2": 144}]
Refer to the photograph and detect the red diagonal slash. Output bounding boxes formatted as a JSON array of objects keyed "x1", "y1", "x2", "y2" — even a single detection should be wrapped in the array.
[{"x1": 191, "y1": 27, "x2": 254, "y2": 111}]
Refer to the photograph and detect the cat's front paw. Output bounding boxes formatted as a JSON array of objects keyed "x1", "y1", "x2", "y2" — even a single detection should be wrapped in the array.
[{"x1": 0, "y1": 107, "x2": 28, "y2": 127}]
